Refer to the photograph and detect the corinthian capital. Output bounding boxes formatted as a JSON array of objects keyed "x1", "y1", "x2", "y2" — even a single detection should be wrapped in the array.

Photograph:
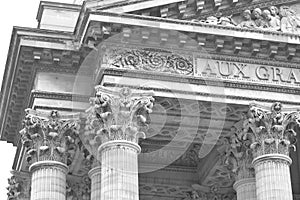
[
  {"x1": 223, "y1": 118, "x2": 254, "y2": 181},
  {"x1": 242, "y1": 102, "x2": 300, "y2": 158},
  {"x1": 7, "y1": 171, "x2": 30, "y2": 200},
  {"x1": 83, "y1": 86, "x2": 154, "y2": 156},
  {"x1": 19, "y1": 109, "x2": 80, "y2": 165}
]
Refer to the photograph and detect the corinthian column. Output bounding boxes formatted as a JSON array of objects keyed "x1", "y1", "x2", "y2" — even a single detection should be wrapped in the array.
[
  {"x1": 243, "y1": 102, "x2": 300, "y2": 200},
  {"x1": 224, "y1": 119, "x2": 256, "y2": 200},
  {"x1": 83, "y1": 86, "x2": 154, "y2": 200},
  {"x1": 19, "y1": 109, "x2": 80, "y2": 200}
]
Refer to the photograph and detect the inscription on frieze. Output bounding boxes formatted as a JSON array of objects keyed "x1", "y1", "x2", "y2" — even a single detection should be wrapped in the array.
[
  {"x1": 196, "y1": 58, "x2": 300, "y2": 86},
  {"x1": 101, "y1": 46, "x2": 300, "y2": 87}
]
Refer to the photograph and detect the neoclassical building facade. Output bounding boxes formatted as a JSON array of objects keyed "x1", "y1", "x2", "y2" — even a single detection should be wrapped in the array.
[{"x1": 2, "y1": 0, "x2": 300, "y2": 200}]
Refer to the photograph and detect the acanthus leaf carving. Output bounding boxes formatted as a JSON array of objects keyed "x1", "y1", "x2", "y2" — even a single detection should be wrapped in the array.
[
  {"x1": 67, "y1": 176, "x2": 91, "y2": 200},
  {"x1": 83, "y1": 86, "x2": 154, "y2": 158},
  {"x1": 19, "y1": 109, "x2": 81, "y2": 165},
  {"x1": 7, "y1": 171, "x2": 30, "y2": 200},
  {"x1": 242, "y1": 102, "x2": 300, "y2": 158},
  {"x1": 222, "y1": 116, "x2": 255, "y2": 181},
  {"x1": 105, "y1": 48, "x2": 194, "y2": 76}
]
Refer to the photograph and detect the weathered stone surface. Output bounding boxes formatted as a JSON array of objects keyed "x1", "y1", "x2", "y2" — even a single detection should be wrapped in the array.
[
  {"x1": 243, "y1": 102, "x2": 300, "y2": 158},
  {"x1": 19, "y1": 109, "x2": 81, "y2": 166},
  {"x1": 83, "y1": 86, "x2": 154, "y2": 158}
]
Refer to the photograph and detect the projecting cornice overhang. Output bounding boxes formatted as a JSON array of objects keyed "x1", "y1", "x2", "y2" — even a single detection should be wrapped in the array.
[
  {"x1": 84, "y1": 0, "x2": 300, "y2": 21},
  {"x1": 36, "y1": 1, "x2": 81, "y2": 22},
  {"x1": 86, "y1": 0, "x2": 185, "y2": 12},
  {"x1": 0, "y1": 27, "x2": 80, "y2": 144},
  {"x1": 77, "y1": 11, "x2": 300, "y2": 46}
]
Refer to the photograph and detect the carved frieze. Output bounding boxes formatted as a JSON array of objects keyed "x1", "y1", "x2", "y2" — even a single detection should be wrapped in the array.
[
  {"x1": 234, "y1": 6, "x2": 300, "y2": 34},
  {"x1": 67, "y1": 176, "x2": 91, "y2": 200},
  {"x1": 104, "y1": 48, "x2": 193, "y2": 76},
  {"x1": 187, "y1": 184, "x2": 236, "y2": 200},
  {"x1": 83, "y1": 86, "x2": 154, "y2": 158},
  {"x1": 242, "y1": 102, "x2": 300, "y2": 158},
  {"x1": 19, "y1": 109, "x2": 81, "y2": 165}
]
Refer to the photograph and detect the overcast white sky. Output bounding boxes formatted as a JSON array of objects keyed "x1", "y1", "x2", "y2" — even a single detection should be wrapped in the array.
[{"x1": 0, "y1": 0, "x2": 77, "y2": 198}]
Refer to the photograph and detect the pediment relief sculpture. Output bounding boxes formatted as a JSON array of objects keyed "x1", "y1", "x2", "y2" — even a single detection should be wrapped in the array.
[{"x1": 193, "y1": 6, "x2": 300, "y2": 34}]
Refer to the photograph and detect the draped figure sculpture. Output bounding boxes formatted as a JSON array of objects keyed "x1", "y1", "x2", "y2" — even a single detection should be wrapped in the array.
[{"x1": 279, "y1": 6, "x2": 300, "y2": 34}]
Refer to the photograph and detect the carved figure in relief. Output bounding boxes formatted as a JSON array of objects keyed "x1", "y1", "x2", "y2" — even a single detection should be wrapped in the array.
[
  {"x1": 262, "y1": 9, "x2": 281, "y2": 31},
  {"x1": 252, "y1": 8, "x2": 266, "y2": 28},
  {"x1": 238, "y1": 10, "x2": 257, "y2": 29},
  {"x1": 219, "y1": 16, "x2": 236, "y2": 27},
  {"x1": 269, "y1": 6, "x2": 280, "y2": 20},
  {"x1": 205, "y1": 16, "x2": 219, "y2": 25},
  {"x1": 279, "y1": 6, "x2": 300, "y2": 33}
]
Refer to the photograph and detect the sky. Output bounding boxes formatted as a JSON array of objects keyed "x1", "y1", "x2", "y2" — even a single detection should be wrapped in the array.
[{"x1": 0, "y1": 0, "x2": 77, "y2": 198}]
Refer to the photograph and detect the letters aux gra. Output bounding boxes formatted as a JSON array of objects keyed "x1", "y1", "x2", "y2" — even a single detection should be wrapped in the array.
[{"x1": 196, "y1": 58, "x2": 300, "y2": 85}]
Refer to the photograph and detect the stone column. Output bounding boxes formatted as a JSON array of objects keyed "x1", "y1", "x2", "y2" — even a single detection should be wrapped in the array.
[
  {"x1": 83, "y1": 86, "x2": 154, "y2": 200},
  {"x1": 89, "y1": 166, "x2": 101, "y2": 200},
  {"x1": 224, "y1": 120, "x2": 256, "y2": 200},
  {"x1": 243, "y1": 102, "x2": 300, "y2": 200},
  {"x1": 233, "y1": 178, "x2": 256, "y2": 200},
  {"x1": 19, "y1": 109, "x2": 80, "y2": 200}
]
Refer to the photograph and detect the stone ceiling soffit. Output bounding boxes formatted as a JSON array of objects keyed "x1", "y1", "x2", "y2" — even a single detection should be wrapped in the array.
[
  {"x1": 80, "y1": 13, "x2": 300, "y2": 64},
  {"x1": 0, "y1": 44, "x2": 82, "y2": 144}
]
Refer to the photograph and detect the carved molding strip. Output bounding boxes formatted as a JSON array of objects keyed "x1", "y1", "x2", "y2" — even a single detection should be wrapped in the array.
[
  {"x1": 105, "y1": 48, "x2": 194, "y2": 76},
  {"x1": 102, "y1": 77, "x2": 300, "y2": 104}
]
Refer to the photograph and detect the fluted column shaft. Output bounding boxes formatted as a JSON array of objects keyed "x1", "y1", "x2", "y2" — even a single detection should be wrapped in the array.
[
  {"x1": 89, "y1": 166, "x2": 101, "y2": 200},
  {"x1": 233, "y1": 178, "x2": 256, "y2": 200},
  {"x1": 253, "y1": 154, "x2": 292, "y2": 200},
  {"x1": 29, "y1": 161, "x2": 68, "y2": 200},
  {"x1": 99, "y1": 140, "x2": 140, "y2": 200}
]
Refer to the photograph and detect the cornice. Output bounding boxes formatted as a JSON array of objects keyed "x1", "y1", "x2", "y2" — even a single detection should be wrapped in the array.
[
  {"x1": 128, "y1": 0, "x2": 300, "y2": 20},
  {"x1": 0, "y1": 32, "x2": 80, "y2": 144},
  {"x1": 87, "y1": 11, "x2": 300, "y2": 42},
  {"x1": 77, "y1": 11, "x2": 300, "y2": 51},
  {"x1": 93, "y1": 0, "x2": 185, "y2": 12},
  {"x1": 37, "y1": 1, "x2": 82, "y2": 23}
]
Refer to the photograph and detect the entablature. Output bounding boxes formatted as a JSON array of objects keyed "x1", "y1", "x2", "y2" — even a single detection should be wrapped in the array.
[
  {"x1": 78, "y1": 12, "x2": 300, "y2": 63},
  {"x1": 82, "y1": 0, "x2": 299, "y2": 22}
]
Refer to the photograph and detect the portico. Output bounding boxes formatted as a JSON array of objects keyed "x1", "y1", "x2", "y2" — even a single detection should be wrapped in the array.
[{"x1": 2, "y1": 1, "x2": 300, "y2": 200}]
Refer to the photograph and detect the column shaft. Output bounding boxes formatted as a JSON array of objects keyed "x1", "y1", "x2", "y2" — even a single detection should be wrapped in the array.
[
  {"x1": 89, "y1": 167, "x2": 101, "y2": 200},
  {"x1": 30, "y1": 161, "x2": 68, "y2": 200},
  {"x1": 100, "y1": 140, "x2": 140, "y2": 200},
  {"x1": 233, "y1": 178, "x2": 256, "y2": 200},
  {"x1": 253, "y1": 154, "x2": 293, "y2": 200}
]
